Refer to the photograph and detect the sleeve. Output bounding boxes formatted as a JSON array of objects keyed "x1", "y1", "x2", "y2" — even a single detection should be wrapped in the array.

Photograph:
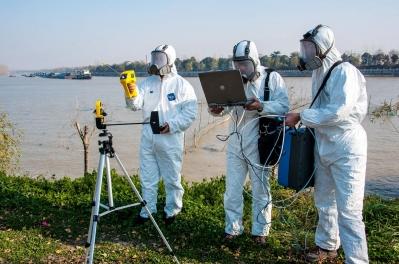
[
  {"x1": 168, "y1": 79, "x2": 198, "y2": 133},
  {"x1": 125, "y1": 80, "x2": 145, "y2": 111},
  {"x1": 300, "y1": 66, "x2": 361, "y2": 128},
  {"x1": 259, "y1": 72, "x2": 290, "y2": 116}
]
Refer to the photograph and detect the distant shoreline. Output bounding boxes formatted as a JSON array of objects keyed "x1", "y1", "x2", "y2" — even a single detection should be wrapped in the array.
[{"x1": 92, "y1": 68, "x2": 399, "y2": 78}]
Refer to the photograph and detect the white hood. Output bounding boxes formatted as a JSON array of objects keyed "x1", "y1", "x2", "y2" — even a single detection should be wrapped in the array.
[
  {"x1": 307, "y1": 25, "x2": 342, "y2": 90},
  {"x1": 232, "y1": 40, "x2": 263, "y2": 73}
]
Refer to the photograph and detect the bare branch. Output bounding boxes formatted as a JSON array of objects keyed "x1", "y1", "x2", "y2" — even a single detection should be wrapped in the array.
[{"x1": 74, "y1": 122, "x2": 84, "y2": 141}]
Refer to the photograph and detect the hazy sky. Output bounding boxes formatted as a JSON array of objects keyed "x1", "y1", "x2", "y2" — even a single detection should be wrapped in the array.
[{"x1": 1, "y1": 0, "x2": 398, "y2": 70}]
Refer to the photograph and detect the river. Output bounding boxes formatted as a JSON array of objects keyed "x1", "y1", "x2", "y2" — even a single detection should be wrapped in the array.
[{"x1": 0, "y1": 75, "x2": 398, "y2": 198}]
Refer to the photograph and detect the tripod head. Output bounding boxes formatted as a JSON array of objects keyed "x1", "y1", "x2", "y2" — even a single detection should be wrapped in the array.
[
  {"x1": 99, "y1": 129, "x2": 111, "y2": 138},
  {"x1": 97, "y1": 129, "x2": 115, "y2": 156}
]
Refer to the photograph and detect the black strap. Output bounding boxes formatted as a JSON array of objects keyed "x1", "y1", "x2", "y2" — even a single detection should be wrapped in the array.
[
  {"x1": 309, "y1": 61, "x2": 343, "y2": 108},
  {"x1": 244, "y1": 40, "x2": 250, "y2": 56},
  {"x1": 264, "y1": 68, "x2": 275, "y2": 101},
  {"x1": 233, "y1": 40, "x2": 251, "y2": 58}
]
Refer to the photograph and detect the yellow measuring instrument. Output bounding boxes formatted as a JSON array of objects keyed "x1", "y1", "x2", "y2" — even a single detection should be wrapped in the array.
[{"x1": 120, "y1": 70, "x2": 138, "y2": 98}]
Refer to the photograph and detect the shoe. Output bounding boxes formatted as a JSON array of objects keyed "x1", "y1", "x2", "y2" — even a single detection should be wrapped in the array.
[
  {"x1": 305, "y1": 246, "x2": 338, "y2": 263},
  {"x1": 163, "y1": 212, "x2": 176, "y2": 226},
  {"x1": 222, "y1": 232, "x2": 238, "y2": 243},
  {"x1": 252, "y1": 235, "x2": 267, "y2": 245},
  {"x1": 134, "y1": 214, "x2": 149, "y2": 225}
]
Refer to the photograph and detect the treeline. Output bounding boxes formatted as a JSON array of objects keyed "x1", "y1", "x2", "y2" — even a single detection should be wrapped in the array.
[{"x1": 85, "y1": 50, "x2": 399, "y2": 74}]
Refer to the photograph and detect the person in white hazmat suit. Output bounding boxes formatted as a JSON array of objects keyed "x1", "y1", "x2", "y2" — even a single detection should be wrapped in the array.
[
  {"x1": 125, "y1": 44, "x2": 197, "y2": 225},
  {"x1": 286, "y1": 25, "x2": 369, "y2": 263},
  {"x1": 209, "y1": 40, "x2": 289, "y2": 244}
]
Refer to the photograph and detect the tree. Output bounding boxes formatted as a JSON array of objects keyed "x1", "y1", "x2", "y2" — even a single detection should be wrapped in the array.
[
  {"x1": 260, "y1": 55, "x2": 271, "y2": 67},
  {"x1": 218, "y1": 57, "x2": 232, "y2": 70},
  {"x1": 200, "y1": 57, "x2": 219, "y2": 71},
  {"x1": 389, "y1": 50, "x2": 399, "y2": 65},
  {"x1": 74, "y1": 122, "x2": 94, "y2": 175},
  {"x1": 373, "y1": 50, "x2": 390, "y2": 66},
  {"x1": 342, "y1": 53, "x2": 350, "y2": 62},
  {"x1": 0, "y1": 111, "x2": 22, "y2": 174},
  {"x1": 269, "y1": 51, "x2": 282, "y2": 68},
  {"x1": 189, "y1": 57, "x2": 201, "y2": 71},
  {"x1": 181, "y1": 58, "x2": 194, "y2": 72},
  {"x1": 279, "y1": 55, "x2": 290, "y2": 69},
  {"x1": 289, "y1": 52, "x2": 300, "y2": 69},
  {"x1": 349, "y1": 54, "x2": 361, "y2": 67},
  {"x1": 342, "y1": 53, "x2": 361, "y2": 67},
  {"x1": 174, "y1": 58, "x2": 183, "y2": 71},
  {"x1": 361, "y1": 52, "x2": 373, "y2": 66},
  {"x1": 391, "y1": 54, "x2": 399, "y2": 65}
]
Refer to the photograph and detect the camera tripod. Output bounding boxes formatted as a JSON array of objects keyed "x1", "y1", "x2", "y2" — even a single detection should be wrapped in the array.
[{"x1": 85, "y1": 129, "x2": 179, "y2": 264}]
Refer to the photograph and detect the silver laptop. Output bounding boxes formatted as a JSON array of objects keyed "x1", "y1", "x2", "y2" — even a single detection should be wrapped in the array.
[{"x1": 198, "y1": 70, "x2": 247, "y2": 107}]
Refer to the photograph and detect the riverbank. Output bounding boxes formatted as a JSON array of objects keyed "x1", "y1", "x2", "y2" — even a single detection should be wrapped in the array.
[{"x1": 0, "y1": 171, "x2": 398, "y2": 263}]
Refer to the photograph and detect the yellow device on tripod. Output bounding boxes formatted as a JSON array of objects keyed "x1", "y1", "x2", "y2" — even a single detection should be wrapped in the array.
[
  {"x1": 95, "y1": 100, "x2": 107, "y2": 129},
  {"x1": 120, "y1": 70, "x2": 138, "y2": 98},
  {"x1": 95, "y1": 100, "x2": 104, "y2": 118}
]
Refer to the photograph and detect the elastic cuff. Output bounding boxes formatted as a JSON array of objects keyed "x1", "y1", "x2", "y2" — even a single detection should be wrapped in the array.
[
  {"x1": 167, "y1": 121, "x2": 177, "y2": 134},
  {"x1": 315, "y1": 241, "x2": 340, "y2": 251}
]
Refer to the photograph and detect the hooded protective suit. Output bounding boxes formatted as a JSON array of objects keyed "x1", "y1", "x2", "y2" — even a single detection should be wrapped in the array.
[
  {"x1": 299, "y1": 26, "x2": 369, "y2": 264},
  {"x1": 126, "y1": 44, "x2": 197, "y2": 218},
  {"x1": 213, "y1": 40, "x2": 289, "y2": 236}
]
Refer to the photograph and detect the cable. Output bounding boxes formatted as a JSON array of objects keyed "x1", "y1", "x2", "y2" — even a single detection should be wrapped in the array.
[
  {"x1": 216, "y1": 108, "x2": 319, "y2": 233},
  {"x1": 217, "y1": 110, "x2": 279, "y2": 227}
]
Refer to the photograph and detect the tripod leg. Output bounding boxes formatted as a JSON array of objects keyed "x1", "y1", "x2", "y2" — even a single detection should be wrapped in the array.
[
  {"x1": 113, "y1": 153, "x2": 180, "y2": 264},
  {"x1": 105, "y1": 155, "x2": 114, "y2": 208},
  {"x1": 86, "y1": 154, "x2": 106, "y2": 264}
]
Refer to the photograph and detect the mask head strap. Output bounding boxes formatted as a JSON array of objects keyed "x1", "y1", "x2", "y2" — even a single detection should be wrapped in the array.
[
  {"x1": 233, "y1": 43, "x2": 238, "y2": 57},
  {"x1": 303, "y1": 24, "x2": 323, "y2": 39},
  {"x1": 233, "y1": 40, "x2": 251, "y2": 60},
  {"x1": 301, "y1": 24, "x2": 334, "y2": 59},
  {"x1": 244, "y1": 40, "x2": 250, "y2": 56}
]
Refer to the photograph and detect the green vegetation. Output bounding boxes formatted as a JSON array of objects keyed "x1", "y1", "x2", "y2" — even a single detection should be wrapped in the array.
[
  {"x1": 0, "y1": 111, "x2": 21, "y2": 174},
  {"x1": 370, "y1": 99, "x2": 399, "y2": 135},
  {"x1": 0, "y1": 171, "x2": 398, "y2": 263},
  {"x1": 371, "y1": 100, "x2": 399, "y2": 119}
]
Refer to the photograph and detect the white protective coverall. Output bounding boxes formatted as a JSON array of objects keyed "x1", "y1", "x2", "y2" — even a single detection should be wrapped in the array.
[
  {"x1": 214, "y1": 41, "x2": 289, "y2": 236},
  {"x1": 126, "y1": 45, "x2": 197, "y2": 218},
  {"x1": 300, "y1": 26, "x2": 369, "y2": 264}
]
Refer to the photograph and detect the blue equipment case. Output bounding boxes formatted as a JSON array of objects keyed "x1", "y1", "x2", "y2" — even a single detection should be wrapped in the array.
[{"x1": 278, "y1": 127, "x2": 315, "y2": 191}]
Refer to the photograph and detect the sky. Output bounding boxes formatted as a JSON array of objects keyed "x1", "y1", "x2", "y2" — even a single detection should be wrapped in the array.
[{"x1": 1, "y1": 0, "x2": 398, "y2": 70}]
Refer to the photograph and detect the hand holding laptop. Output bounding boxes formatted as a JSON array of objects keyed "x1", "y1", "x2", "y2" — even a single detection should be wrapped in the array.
[
  {"x1": 209, "y1": 105, "x2": 224, "y2": 115},
  {"x1": 244, "y1": 97, "x2": 263, "y2": 111}
]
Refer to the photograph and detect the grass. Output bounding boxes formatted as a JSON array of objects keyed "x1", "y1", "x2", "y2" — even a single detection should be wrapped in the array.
[
  {"x1": 0, "y1": 170, "x2": 398, "y2": 263},
  {"x1": 370, "y1": 100, "x2": 399, "y2": 119}
]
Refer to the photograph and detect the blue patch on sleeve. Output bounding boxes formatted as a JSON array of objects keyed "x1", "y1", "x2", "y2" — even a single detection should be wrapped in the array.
[{"x1": 167, "y1": 93, "x2": 176, "y2": 101}]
